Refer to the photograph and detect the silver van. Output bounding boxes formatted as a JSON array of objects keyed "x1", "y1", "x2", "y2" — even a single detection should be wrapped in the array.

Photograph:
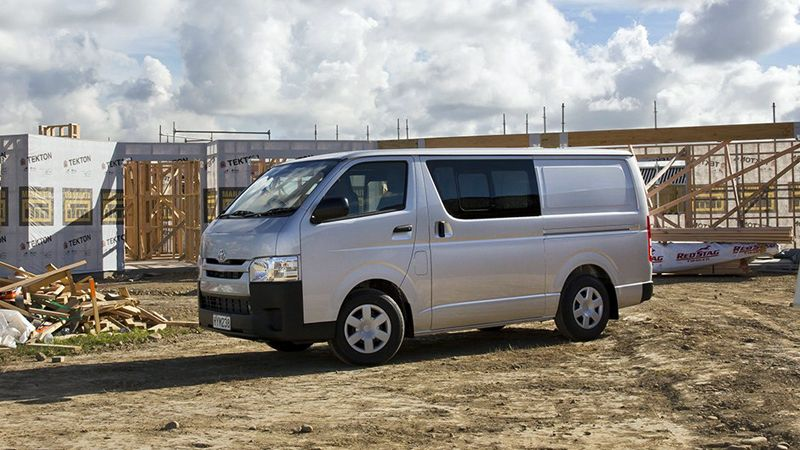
[{"x1": 198, "y1": 148, "x2": 653, "y2": 365}]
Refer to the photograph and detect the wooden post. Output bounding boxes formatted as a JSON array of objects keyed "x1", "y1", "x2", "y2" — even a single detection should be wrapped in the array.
[
  {"x1": 89, "y1": 278, "x2": 101, "y2": 334},
  {"x1": 723, "y1": 144, "x2": 743, "y2": 227}
]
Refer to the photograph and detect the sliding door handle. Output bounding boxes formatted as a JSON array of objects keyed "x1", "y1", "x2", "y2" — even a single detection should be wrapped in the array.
[{"x1": 436, "y1": 221, "x2": 447, "y2": 238}]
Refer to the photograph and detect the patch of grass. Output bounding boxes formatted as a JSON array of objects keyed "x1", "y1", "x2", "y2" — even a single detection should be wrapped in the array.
[{"x1": 1, "y1": 326, "x2": 200, "y2": 362}]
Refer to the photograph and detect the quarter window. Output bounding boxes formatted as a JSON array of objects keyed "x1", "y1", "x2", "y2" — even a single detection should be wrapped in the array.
[
  {"x1": 321, "y1": 161, "x2": 408, "y2": 219},
  {"x1": 426, "y1": 159, "x2": 541, "y2": 219}
]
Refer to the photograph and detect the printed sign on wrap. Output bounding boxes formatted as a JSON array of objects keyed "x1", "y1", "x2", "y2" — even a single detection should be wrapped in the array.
[{"x1": 652, "y1": 242, "x2": 780, "y2": 273}]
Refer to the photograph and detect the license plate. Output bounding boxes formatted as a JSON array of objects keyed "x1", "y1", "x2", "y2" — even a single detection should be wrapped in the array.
[{"x1": 212, "y1": 314, "x2": 231, "y2": 331}]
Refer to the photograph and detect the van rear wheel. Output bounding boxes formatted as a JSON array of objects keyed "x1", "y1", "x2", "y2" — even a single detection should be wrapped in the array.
[
  {"x1": 555, "y1": 275, "x2": 610, "y2": 341},
  {"x1": 329, "y1": 288, "x2": 405, "y2": 366},
  {"x1": 266, "y1": 341, "x2": 313, "y2": 352}
]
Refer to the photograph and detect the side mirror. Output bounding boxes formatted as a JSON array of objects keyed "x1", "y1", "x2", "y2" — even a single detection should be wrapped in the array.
[{"x1": 311, "y1": 197, "x2": 349, "y2": 224}]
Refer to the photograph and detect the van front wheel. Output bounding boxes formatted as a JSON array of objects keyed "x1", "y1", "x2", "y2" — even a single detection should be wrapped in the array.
[
  {"x1": 329, "y1": 289, "x2": 405, "y2": 366},
  {"x1": 555, "y1": 275, "x2": 610, "y2": 341}
]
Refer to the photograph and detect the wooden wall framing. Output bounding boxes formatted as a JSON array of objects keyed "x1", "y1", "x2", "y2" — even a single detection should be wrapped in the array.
[
  {"x1": 636, "y1": 139, "x2": 800, "y2": 245},
  {"x1": 123, "y1": 161, "x2": 201, "y2": 262}
]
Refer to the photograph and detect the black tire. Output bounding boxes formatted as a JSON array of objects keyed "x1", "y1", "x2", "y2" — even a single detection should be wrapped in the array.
[
  {"x1": 478, "y1": 325, "x2": 505, "y2": 332},
  {"x1": 266, "y1": 341, "x2": 313, "y2": 352},
  {"x1": 555, "y1": 275, "x2": 610, "y2": 341},
  {"x1": 329, "y1": 288, "x2": 405, "y2": 366}
]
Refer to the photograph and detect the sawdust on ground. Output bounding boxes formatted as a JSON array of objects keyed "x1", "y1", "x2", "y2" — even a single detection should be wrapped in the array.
[{"x1": 1, "y1": 274, "x2": 799, "y2": 449}]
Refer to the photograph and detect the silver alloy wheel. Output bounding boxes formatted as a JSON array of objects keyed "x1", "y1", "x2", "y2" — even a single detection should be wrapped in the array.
[
  {"x1": 344, "y1": 304, "x2": 392, "y2": 354},
  {"x1": 572, "y1": 286, "x2": 603, "y2": 330}
]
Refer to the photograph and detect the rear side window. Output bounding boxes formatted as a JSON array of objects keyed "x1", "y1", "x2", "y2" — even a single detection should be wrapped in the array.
[
  {"x1": 536, "y1": 159, "x2": 637, "y2": 214},
  {"x1": 426, "y1": 159, "x2": 540, "y2": 219}
]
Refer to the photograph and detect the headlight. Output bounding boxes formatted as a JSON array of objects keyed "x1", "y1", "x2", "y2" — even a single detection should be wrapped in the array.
[{"x1": 249, "y1": 256, "x2": 300, "y2": 282}]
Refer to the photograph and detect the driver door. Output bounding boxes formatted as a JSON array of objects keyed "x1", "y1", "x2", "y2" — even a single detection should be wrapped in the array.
[{"x1": 299, "y1": 157, "x2": 418, "y2": 325}]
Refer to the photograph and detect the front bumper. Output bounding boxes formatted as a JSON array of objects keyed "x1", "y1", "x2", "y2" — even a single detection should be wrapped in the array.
[{"x1": 198, "y1": 281, "x2": 335, "y2": 343}]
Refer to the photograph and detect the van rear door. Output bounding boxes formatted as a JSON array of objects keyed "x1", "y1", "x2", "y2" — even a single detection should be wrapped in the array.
[{"x1": 535, "y1": 156, "x2": 649, "y2": 313}]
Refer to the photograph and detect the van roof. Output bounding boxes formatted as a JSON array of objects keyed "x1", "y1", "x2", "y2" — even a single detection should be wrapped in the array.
[{"x1": 296, "y1": 147, "x2": 634, "y2": 162}]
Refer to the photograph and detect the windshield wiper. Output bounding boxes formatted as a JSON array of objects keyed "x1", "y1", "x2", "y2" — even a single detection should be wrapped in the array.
[
  {"x1": 251, "y1": 207, "x2": 297, "y2": 217},
  {"x1": 217, "y1": 210, "x2": 257, "y2": 219},
  {"x1": 218, "y1": 208, "x2": 296, "y2": 219}
]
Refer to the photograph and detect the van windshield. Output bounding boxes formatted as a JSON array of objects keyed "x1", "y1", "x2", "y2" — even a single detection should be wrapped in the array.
[{"x1": 220, "y1": 159, "x2": 340, "y2": 218}]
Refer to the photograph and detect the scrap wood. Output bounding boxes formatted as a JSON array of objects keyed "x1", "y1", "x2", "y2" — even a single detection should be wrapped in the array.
[
  {"x1": 0, "y1": 260, "x2": 87, "y2": 294},
  {"x1": 105, "y1": 317, "x2": 129, "y2": 330},
  {"x1": 0, "y1": 261, "x2": 35, "y2": 277},
  {"x1": 0, "y1": 299, "x2": 33, "y2": 318},
  {"x1": 27, "y1": 343, "x2": 82, "y2": 352},
  {"x1": 28, "y1": 308, "x2": 70, "y2": 319},
  {"x1": 137, "y1": 307, "x2": 168, "y2": 324},
  {"x1": 30, "y1": 321, "x2": 64, "y2": 343},
  {"x1": 148, "y1": 323, "x2": 167, "y2": 332},
  {"x1": 0, "y1": 259, "x2": 173, "y2": 343}
]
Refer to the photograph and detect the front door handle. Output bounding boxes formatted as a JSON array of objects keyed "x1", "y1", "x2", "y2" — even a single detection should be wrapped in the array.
[{"x1": 393, "y1": 224, "x2": 413, "y2": 233}]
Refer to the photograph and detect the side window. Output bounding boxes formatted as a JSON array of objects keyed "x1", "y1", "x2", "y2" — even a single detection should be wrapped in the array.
[
  {"x1": 426, "y1": 159, "x2": 540, "y2": 219},
  {"x1": 322, "y1": 161, "x2": 408, "y2": 219}
]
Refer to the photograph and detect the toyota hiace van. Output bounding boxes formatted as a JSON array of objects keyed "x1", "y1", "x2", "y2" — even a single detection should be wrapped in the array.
[{"x1": 199, "y1": 148, "x2": 653, "y2": 365}]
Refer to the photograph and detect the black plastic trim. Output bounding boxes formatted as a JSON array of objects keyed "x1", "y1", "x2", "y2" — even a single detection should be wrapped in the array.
[
  {"x1": 641, "y1": 282, "x2": 653, "y2": 302},
  {"x1": 198, "y1": 281, "x2": 335, "y2": 343}
]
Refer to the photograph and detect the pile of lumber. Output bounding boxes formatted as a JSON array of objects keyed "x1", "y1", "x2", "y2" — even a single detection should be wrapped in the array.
[
  {"x1": 0, "y1": 259, "x2": 171, "y2": 344},
  {"x1": 651, "y1": 227, "x2": 794, "y2": 244}
]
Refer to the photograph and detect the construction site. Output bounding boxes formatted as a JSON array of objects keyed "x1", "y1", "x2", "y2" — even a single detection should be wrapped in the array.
[{"x1": 2, "y1": 121, "x2": 800, "y2": 449}]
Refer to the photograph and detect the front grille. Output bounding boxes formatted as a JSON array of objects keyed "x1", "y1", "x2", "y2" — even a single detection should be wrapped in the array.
[
  {"x1": 206, "y1": 258, "x2": 247, "y2": 266},
  {"x1": 200, "y1": 295, "x2": 251, "y2": 315},
  {"x1": 206, "y1": 270, "x2": 244, "y2": 279}
]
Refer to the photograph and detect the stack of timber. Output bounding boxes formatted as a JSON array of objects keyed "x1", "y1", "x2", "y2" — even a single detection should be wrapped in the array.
[
  {"x1": 651, "y1": 227, "x2": 793, "y2": 244},
  {"x1": 672, "y1": 259, "x2": 750, "y2": 276},
  {"x1": 0, "y1": 259, "x2": 173, "y2": 344}
]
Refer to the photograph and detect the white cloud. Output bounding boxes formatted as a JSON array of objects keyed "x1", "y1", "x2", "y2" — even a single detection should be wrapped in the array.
[
  {"x1": 673, "y1": 0, "x2": 800, "y2": 62},
  {"x1": 0, "y1": 0, "x2": 798, "y2": 141}
]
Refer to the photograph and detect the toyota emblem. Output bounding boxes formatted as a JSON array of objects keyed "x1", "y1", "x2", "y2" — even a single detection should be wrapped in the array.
[{"x1": 217, "y1": 249, "x2": 227, "y2": 263}]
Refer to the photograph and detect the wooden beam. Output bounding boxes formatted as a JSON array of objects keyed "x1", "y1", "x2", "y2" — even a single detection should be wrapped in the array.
[
  {"x1": 565, "y1": 122, "x2": 796, "y2": 147},
  {"x1": 89, "y1": 278, "x2": 101, "y2": 334},
  {"x1": 423, "y1": 134, "x2": 531, "y2": 149},
  {"x1": 650, "y1": 142, "x2": 800, "y2": 215},
  {"x1": 0, "y1": 299, "x2": 33, "y2": 318},
  {"x1": 0, "y1": 260, "x2": 86, "y2": 294},
  {"x1": 0, "y1": 261, "x2": 35, "y2": 277},
  {"x1": 378, "y1": 122, "x2": 798, "y2": 149}
]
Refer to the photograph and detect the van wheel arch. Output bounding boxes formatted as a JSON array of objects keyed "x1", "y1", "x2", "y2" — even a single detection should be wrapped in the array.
[
  {"x1": 562, "y1": 265, "x2": 619, "y2": 320},
  {"x1": 349, "y1": 279, "x2": 415, "y2": 337}
]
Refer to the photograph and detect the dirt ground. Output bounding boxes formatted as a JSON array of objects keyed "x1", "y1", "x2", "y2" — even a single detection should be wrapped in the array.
[{"x1": 1, "y1": 273, "x2": 799, "y2": 449}]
